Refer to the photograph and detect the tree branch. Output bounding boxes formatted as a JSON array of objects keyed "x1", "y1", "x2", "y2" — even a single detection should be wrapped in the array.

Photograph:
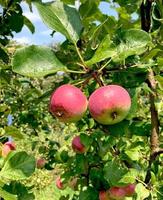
[
  {"x1": 140, "y1": 0, "x2": 161, "y2": 184},
  {"x1": 144, "y1": 67, "x2": 161, "y2": 185},
  {"x1": 140, "y1": 0, "x2": 154, "y2": 32}
]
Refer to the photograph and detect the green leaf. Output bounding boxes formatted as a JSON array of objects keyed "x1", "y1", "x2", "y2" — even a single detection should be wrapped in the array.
[
  {"x1": 35, "y1": 1, "x2": 83, "y2": 43},
  {"x1": 4, "y1": 126, "x2": 24, "y2": 140},
  {"x1": 103, "y1": 160, "x2": 127, "y2": 186},
  {"x1": 86, "y1": 34, "x2": 116, "y2": 66},
  {"x1": 3, "y1": 182, "x2": 35, "y2": 200},
  {"x1": 114, "y1": 29, "x2": 152, "y2": 62},
  {"x1": 125, "y1": 147, "x2": 141, "y2": 161},
  {"x1": 23, "y1": 16, "x2": 35, "y2": 34},
  {"x1": 86, "y1": 29, "x2": 151, "y2": 65},
  {"x1": 1, "y1": 151, "x2": 35, "y2": 180},
  {"x1": 79, "y1": 187, "x2": 99, "y2": 200},
  {"x1": 12, "y1": 45, "x2": 66, "y2": 77},
  {"x1": 108, "y1": 120, "x2": 129, "y2": 137},
  {"x1": 135, "y1": 183, "x2": 150, "y2": 200},
  {"x1": 0, "y1": 188, "x2": 17, "y2": 200},
  {"x1": 118, "y1": 169, "x2": 138, "y2": 185},
  {"x1": 80, "y1": 133, "x2": 93, "y2": 149}
]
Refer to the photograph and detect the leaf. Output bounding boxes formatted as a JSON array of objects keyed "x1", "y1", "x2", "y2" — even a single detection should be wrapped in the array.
[
  {"x1": 0, "y1": 188, "x2": 17, "y2": 200},
  {"x1": 86, "y1": 34, "x2": 116, "y2": 66},
  {"x1": 1, "y1": 151, "x2": 35, "y2": 180},
  {"x1": 80, "y1": 133, "x2": 93, "y2": 149},
  {"x1": 23, "y1": 16, "x2": 35, "y2": 34},
  {"x1": 3, "y1": 181, "x2": 35, "y2": 200},
  {"x1": 125, "y1": 147, "x2": 141, "y2": 161},
  {"x1": 103, "y1": 160, "x2": 128, "y2": 186},
  {"x1": 118, "y1": 169, "x2": 138, "y2": 185},
  {"x1": 86, "y1": 29, "x2": 151, "y2": 66},
  {"x1": 135, "y1": 183, "x2": 150, "y2": 200},
  {"x1": 4, "y1": 126, "x2": 24, "y2": 140},
  {"x1": 35, "y1": 1, "x2": 83, "y2": 43},
  {"x1": 108, "y1": 120, "x2": 129, "y2": 137},
  {"x1": 114, "y1": 29, "x2": 152, "y2": 62},
  {"x1": 79, "y1": 187, "x2": 99, "y2": 200},
  {"x1": 12, "y1": 45, "x2": 66, "y2": 77}
]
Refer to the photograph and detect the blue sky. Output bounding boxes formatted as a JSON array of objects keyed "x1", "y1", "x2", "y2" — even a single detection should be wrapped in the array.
[{"x1": 13, "y1": 1, "x2": 118, "y2": 45}]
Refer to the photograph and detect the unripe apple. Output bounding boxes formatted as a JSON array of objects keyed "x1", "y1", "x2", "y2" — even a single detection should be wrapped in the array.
[
  {"x1": 72, "y1": 136, "x2": 86, "y2": 153},
  {"x1": 49, "y1": 84, "x2": 88, "y2": 123},
  {"x1": 88, "y1": 85, "x2": 131, "y2": 125},
  {"x1": 99, "y1": 191, "x2": 111, "y2": 200},
  {"x1": 108, "y1": 187, "x2": 126, "y2": 200},
  {"x1": 1, "y1": 141, "x2": 16, "y2": 157},
  {"x1": 56, "y1": 176, "x2": 65, "y2": 190},
  {"x1": 123, "y1": 183, "x2": 136, "y2": 196},
  {"x1": 36, "y1": 157, "x2": 46, "y2": 169}
]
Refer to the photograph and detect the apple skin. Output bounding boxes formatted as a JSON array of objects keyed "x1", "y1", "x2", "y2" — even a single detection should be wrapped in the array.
[
  {"x1": 88, "y1": 85, "x2": 131, "y2": 125},
  {"x1": 72, "y1": 136, "x2": 86, "y2": 154},
  {"x1": 56, "y1": 176, "x2": 65, "y2": 190},
  {"x1": 99, "y1": 191, "x2": 111, "y2": 200},
  {"x1": 108, "y1": 187, "x2": 126, "y2": 200},
  {"x1": 123, "y1": 184, "x2": 136, "y2": 196},
  {"x1": 36, "y1": 158, "x2": 46, "y2": 169},
  {"x1": 1, "y1": 141, "x2": 16, "y2": 157},
  {"x1": 49, "y1": 84, "x2": 88, "y2": 123}
]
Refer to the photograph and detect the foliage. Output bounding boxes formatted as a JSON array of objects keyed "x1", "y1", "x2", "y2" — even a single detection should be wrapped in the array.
[{"x1": 0, "y1": 0, "x2": 163, "y2": 200}]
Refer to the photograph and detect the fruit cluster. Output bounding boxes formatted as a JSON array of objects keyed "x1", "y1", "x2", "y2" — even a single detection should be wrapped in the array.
[
  {"x1": 50, "y1": 84, "x2": 135, "y2": 199},
  {"x1": 49, "y1": 84, "x2": 131, "y2": 125},
  {"x1": 99, "y1": 184, "x2": 136, "y2": 200}
]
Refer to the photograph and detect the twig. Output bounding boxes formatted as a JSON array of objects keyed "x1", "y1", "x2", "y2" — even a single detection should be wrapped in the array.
[
  {"x1": 74, "y1": 43, "x2": 89, "y2": 72},
  {"x1": 92, "y1": 71, "x2": 104, "y2": 87}
]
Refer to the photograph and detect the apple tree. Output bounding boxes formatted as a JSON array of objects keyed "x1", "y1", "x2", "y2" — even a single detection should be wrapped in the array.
[{"x1": 1, "y1": 0, "x2": 163, "y2": 199}]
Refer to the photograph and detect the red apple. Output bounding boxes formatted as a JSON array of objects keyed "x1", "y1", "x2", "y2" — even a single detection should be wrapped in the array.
[
  {"x1": 99, "y1": 191, "x2": 111, "y2": 200},
  {"x1": 36, "y1": 157, "x2": 46, "y2": 169},
  {"x1": 49, "y1": 84, "x2": 88, "y2": 123},
  {"x1": 88, "y1": 85, "x2": 131, "y2": 125},
  {"x1": 123, "y1": 183, "x2": 136, "y2": 196},
  {"x1": 108, "y1": 187, "x2": 126, "y2": 200},
  {"x1": 2, "y1": 141, "x2": 16, "y2": 157},
  {"x1": 72, "y1": 136, "x2": 86, "y2": 153},
  {"x1": 56, "y1": 176, "x2": 65, "y2": 190}
]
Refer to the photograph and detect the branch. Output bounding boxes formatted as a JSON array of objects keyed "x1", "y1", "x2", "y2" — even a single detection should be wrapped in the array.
[
  {"x1": 144, "y1": 69, "x2": 160, "y2": 184},
  {"x1": 140, "y1": 0, "x2": 154, "y2": 32},
  {"x1": 147, "y1": 69, "x2": 160, "y2": 153},
  {"x1": 140, "y1": 0, "x2": 161, "y2": 184},
  {"x1": 92, "y1": 71, "x2": 105, "y2": 87}
]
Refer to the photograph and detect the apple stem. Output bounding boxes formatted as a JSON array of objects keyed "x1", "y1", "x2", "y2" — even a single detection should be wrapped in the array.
[{"x1": 92, "y1": 71, "x2": 105, "y2": 86}]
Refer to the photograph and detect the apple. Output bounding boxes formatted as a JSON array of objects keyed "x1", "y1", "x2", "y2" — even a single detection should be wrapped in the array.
[
  {"x1": 99, "y1": 191, "x2": 111, "y2": 200},
  {"x1": 56, "y1": 176, "x2": 65, "y2": 190},
  {"x1": 36, "y1": 157, "x2": 46, "y2": 169},
  {"x1": 72, "y1": 136, "x2": 86, "y2": 153},
  {"x1": 108, "y1": 187, "x2": 126, "y2": 200},
  {"x1": 49, "y1": 84, "x2": 88, "y2": 123},
  {"x1": 88, "y1": 85, "x2": 131, "y2": 125},
  {"x1": 123, "y1": 183, "x2": 136, "y2": 196},
  {"x1": 1, "y1": 141, "x2": 16, "y2": 157}
]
